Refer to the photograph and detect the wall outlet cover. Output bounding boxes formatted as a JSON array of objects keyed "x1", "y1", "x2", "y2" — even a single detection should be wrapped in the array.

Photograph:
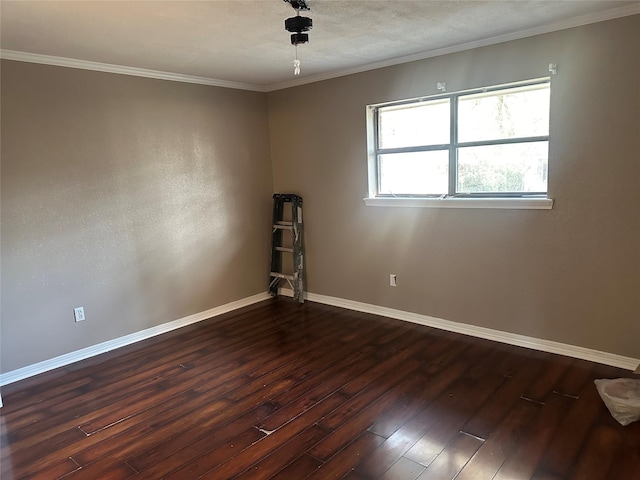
[{"x1": 74, "y1": 307, "x2": 85, "y2": 322}]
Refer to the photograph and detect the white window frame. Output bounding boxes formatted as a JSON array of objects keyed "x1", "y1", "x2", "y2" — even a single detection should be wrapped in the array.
[{"x1": 365, "y1": 79, "x2": 554, "y2": 210}]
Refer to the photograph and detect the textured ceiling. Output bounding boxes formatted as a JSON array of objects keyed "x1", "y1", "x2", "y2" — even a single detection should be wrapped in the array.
[{"x1": 1, "y1": 1, "x2": 639, "y2": 90}]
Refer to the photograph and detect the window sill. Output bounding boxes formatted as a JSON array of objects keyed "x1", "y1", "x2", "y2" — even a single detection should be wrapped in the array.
[{"x1": 363, "y1": 197, "x2": 554, "y2": 210}]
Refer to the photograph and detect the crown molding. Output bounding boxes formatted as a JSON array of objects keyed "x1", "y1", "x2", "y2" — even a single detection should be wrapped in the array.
[
  {"x1": 1, "y1": 5, "x2": 638, "y2": 93},
  {"x1": 264, "y1": 4, "x2": 640, "y2": 91},
  {"x1": 0, "y1": 50, "x2": 268, "y2": 92}
]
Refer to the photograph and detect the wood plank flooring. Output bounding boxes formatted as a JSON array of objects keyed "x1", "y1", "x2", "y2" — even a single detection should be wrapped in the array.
[{"x1": 1, "y1": 298, "x2": 639, "y2": 479}]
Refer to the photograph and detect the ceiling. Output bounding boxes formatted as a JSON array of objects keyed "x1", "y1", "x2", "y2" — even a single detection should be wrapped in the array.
[{"x1": 1, "y1": 1, "x2": 639, "y2": 91}]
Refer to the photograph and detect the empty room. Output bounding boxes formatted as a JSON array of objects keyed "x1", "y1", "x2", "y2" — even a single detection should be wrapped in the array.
[{"x1": 1, "y1": 1, "x2": 639, "y2": 479}]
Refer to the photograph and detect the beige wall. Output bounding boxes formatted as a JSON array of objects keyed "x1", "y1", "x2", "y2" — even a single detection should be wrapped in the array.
[
  {"x1": 1, "y1": 61, "x2": 273, "y2": 373},
  {"x1": 268, "y1": 16, "x2": 640, "y2": 358},
  {"x1": 1, "y1": 15, "x2": 638, "y2": 375}
]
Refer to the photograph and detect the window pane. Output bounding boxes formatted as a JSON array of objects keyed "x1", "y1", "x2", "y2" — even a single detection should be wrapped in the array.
[
  {"x1": 379, "y1": 151, "x2": 449, "y2": 195},
  {"x1": 457, "y1": 141, "x2": 548, "y2": 193},
  {"x1": 378, "y1": 99, "x2": 450, "y2": 149},
  {"x1": 458, "y1": 84, "x2": 550, "y2": 142}
]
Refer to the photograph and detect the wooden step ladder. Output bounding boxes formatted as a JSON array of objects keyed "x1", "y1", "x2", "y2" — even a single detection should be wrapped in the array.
[{"x1": 269, "y1": 193, "x2": 305, "y2": 303}]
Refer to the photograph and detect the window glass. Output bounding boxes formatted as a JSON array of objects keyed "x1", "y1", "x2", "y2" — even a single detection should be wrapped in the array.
[
  {"x1": 379, "y1": 151, "x2": 449, "y2": 195},
  {"x1": 457, "y1": 141, "x2": 548, "y2": 193},
  {"x1": 458, "y1": 84, "x2": 550, "y2": 142},
  {"x1": 378, "y1": 99, "x2": 450, "y2": 149}
]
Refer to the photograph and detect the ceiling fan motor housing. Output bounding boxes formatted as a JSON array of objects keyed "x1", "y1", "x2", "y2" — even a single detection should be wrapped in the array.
[
  {"x1": 285, "y1": 16, "x2": 312, "y2": 32},
  {"x1": 285, "y1": 15, "x2": 312, "y2": 44}
]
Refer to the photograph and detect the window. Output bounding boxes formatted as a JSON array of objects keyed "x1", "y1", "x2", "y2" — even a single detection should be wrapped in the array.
[{"x1": 367, "y1": 79, "x2": 552, "y2": 208}]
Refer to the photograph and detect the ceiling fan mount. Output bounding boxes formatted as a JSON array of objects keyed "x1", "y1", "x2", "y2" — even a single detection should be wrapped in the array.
[{"x1": 283, "y1": 0, "x2": 310, "y2": 12}]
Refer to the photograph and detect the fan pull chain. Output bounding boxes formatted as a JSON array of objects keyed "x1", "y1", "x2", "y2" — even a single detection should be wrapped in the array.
[{"x1": 294, "y1": 44, "x2": 301, "y2": 75}]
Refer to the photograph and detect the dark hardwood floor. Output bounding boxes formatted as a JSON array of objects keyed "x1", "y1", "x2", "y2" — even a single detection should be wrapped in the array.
[{"x1": 1, "y1": 298, "x2": 639, "y2": 479}]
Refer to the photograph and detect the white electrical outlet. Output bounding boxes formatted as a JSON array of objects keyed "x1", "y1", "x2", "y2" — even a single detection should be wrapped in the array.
[
  {"x1": 390, "y1": 274, "x2": 397, "y2": 287},
  {"x1": 74, "y1": 306, "x2": 85, "y2": 322}
]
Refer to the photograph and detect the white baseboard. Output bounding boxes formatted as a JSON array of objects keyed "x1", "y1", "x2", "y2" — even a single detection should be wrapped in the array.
[
  {"x1": 0, "y1": 292, "x2": 270, "y2": 387},
  {"x1": 279, "y1": 288, "x2": 639, "y2": 371},
  {"x1": 3, "y1": 288, "x2": 637, "y2": 389}
]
